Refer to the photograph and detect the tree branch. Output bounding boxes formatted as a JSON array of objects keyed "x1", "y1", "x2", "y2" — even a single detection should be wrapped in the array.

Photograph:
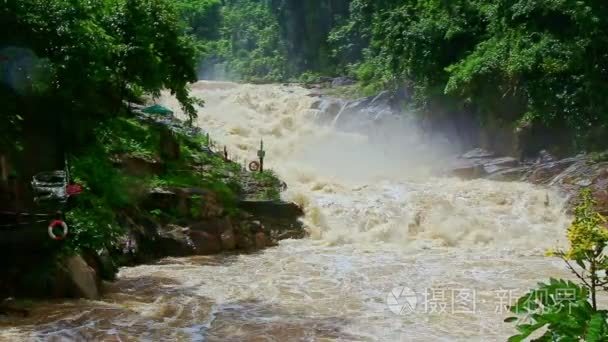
[{"x1": 562, "y1": 257, "x2": 592, "y2": 288}]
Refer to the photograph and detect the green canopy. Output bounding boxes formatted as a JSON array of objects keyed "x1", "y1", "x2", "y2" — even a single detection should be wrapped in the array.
[{"x1": 142, "y1": 104, "x2": 174, "y2": 116}]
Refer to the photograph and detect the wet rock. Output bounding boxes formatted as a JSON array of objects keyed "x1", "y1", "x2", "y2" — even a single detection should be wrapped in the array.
[
  {"x1": 482, "y1": 157, "x2": 519, "y2": 174},
  {"x1": 157, "y1": 224, "x2": 195, "y2": 256},
  {"x1": 446, "y1": 148, "x2": 521, "y2": 180},
  {"x1": 82, "y1": 249, "x2": 116, "y2": 283},
  {"x1": 237, "y1": 201, "x2": 306, "y2": 241},
  {"x1": 274, "y1": 229, "x2": 305, "y2": 240},
  {"x1": 370, "y1": 91, "x2": 392, "y2": 106},
  {"x1": 96, "y1": 248, "x2": 118, "y2": 281},
  {"x1": 236, "y1": 233, "x2": 254, "y2": 250},
  {"x1": 144, "y1": 188, "x2": 178, "y2": 211},
  {"x1": 486, "y1": 167, "x2": 530, "y2": 182},
  {"x1": 542, "y1": 158, "x2": 608, "y2": 214},
  {"x1": 63, "y1": 255, "x2": 100, "y2": 300},
  {"x1": 238, "y1": 200, "x2": 304, "y2": 219},
  {"x1": 314, "y1": 99, "x2": 344, "y2": 125},
  {"x1": 190, "y1": 217, "x2": 233, "y2": 235},
  {"x1": 254, "y1": 232, "x2": 268, "y2": 249},
  {"x1": 537, "y1": 150, "x2": 557, "y2": 164},
  {"x1": 220, "y1": 229, "x2": 237, "y2": 251},
  {"x1": 525, "y1": 157, "x2": 580, "y2": 185},
  {"x1": 593, "y1": 187, "x2": 608, "y2": 215},
  {"x1": 184, "y1": 188, "x2": 224, "y2": 218},
  {"x1": 461, "y1": 148, "x2": 495, "y2": 159},
  {"x1": 310, "y1": 100, "x2": 322, "y2": 110},
  {"x1": 189, "y1": 231, "x2": 222, "y2": 255},
  {"x1": 448, "y1": 162, "x2": 486, "y2": 179}
]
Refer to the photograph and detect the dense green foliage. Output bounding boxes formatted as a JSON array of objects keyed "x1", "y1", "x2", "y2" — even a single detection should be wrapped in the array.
[
  {"x1": 329, "y1": 0, "x2": 608, "y2": 150},
  {"x1": 506, "y1": 191, "x2": 608, "y2": 340},
  {"x1": 193, "y1": 0, "x2": 349, "y2": 81},
  {"x1": 0, "y1": 0, "x2": 200, "y2": 257},
  {"x1": 195, "y1": 0, "x2": 288, "y2": 81},
  {"x1": 0, "y1": 0, "x2": 199, "y2": 158},
  {"x1": 270, "y1": 0, "x2": 350, "y2": 75},
  {"x1": 174, "y1": 0, "x2": 222, "y2": 41},
  {"x1": 506, "y1": 279, "x2": 608, "y2": 341}
]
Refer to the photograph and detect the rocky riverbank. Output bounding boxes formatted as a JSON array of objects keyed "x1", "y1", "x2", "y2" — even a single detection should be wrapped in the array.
[
  {"x1": 445, "y1": 148, "x2": 608, "y2": 214},
  {"x1": 0, "y1": 110, "x2": 306, "y2": 306},
  {"x1": 308, "y1": 81, "x2": 608, "y2": 214}
]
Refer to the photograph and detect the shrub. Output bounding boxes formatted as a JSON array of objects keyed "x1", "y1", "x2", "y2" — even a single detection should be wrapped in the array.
[{"x1": 506, "y1": 190, "x2": 608, "y2": 341}]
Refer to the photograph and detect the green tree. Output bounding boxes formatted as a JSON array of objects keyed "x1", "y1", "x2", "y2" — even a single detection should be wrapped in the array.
[
  {"x1": 174, "y1": 0, "x2": 222, "y2": 41},
  {"x1": 0, "y1": 0, "x2": 202, "y2": 252},
  {"x1": 446, "y1": 0, "x2": 608, "y2": 148},
  {"x1": 0, "y1": 0, "x2": 199, "y2": 156},
  {"x1": 199, "y1": 0, "x2": 289, "y2": 81}
]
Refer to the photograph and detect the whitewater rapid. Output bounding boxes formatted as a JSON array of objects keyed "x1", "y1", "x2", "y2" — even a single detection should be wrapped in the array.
[{"x1": 0, "y1": 82, "x2": 571, "y2": 341}]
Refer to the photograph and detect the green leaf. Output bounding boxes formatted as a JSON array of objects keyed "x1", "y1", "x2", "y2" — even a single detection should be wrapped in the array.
[
  {"x1": 585, "y1": 313, "x2": 608, "y2": 342},
  {"x1": 507, "y1": 335, "x2": 524, "y2": 342}
]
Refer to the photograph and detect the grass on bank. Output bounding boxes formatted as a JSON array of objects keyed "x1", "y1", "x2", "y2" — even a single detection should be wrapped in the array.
[{"x1": 64, "y1": 115, "x2": 282, "y2": 257}]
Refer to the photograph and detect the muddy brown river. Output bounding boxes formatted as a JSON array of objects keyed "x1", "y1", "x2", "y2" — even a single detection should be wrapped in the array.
[{"x1": 0, "y1": 82, "x2": 572, "y2": 341}]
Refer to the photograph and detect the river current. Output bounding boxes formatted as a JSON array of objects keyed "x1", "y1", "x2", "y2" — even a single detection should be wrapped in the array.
[{"x1": 0, "y1": 82, "x2": 571, "y2": 341}]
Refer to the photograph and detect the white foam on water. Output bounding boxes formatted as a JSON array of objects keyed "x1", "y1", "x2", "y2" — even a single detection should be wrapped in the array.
[{"x1": 0, "y1": 82, "x2": 572, "y2": 341}]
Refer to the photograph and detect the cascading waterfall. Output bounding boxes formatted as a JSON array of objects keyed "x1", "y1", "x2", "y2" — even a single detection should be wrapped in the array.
[{"x1": 0, "y1": 82, "x2": 571, "y2": 341}]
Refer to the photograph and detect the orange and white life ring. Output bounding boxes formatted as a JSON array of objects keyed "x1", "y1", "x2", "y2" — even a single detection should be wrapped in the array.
[
  {"x1": 48, "y1": 219, "x2": 68, "y2": 240},
  {"x1": 248, "y1": 161, "x2": 260, "y2": 172}
]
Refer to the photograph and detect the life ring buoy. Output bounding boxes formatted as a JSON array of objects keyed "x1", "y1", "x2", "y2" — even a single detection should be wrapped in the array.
[
  {"x1": 48, "y1": 220, "x2": 68, "y2": 240},
  {"x1": 248, "y1": 161, "x2": 260, "y2": 172}
]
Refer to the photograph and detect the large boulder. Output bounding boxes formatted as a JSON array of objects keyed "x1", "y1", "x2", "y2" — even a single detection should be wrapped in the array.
[
  {"x1": 63, "y1": 255, "x2": 100, "y2": 300},
  {"x1": 189, "y1": 231, "x2": 223, "y2": 255},
  {"x1": 143, "y1": 188, "x2": 178, "y2": 211},
  {"x1": 525, "y1": 157, "x2": 581, "y2": 185},
  {"x1": 445, "y1": 149, "x2": 520, "y2": 179},
  {"x1": 157, "y1": 224, "x2": 195, "y2": 256},
  {"x1": 536, "y1": 157, "x2": 608, "y2": 214},
  {"x1": 174, "y1": 188, "x2": 224, "y2": 218},
  {"x1": 238, "y1": 200, "x2": 304, "y2": 219}
]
